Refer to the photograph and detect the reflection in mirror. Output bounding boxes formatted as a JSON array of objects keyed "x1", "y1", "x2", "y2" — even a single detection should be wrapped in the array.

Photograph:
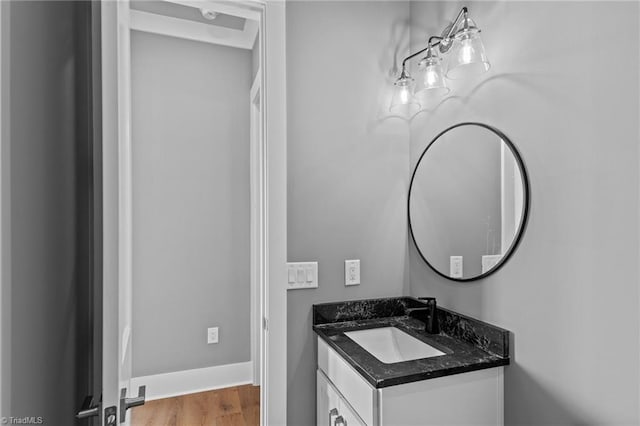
[{"x1": 409, "y1": 123, "x2": 529, "y2": 281}]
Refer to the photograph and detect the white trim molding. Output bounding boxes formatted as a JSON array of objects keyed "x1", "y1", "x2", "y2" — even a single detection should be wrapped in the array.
[
  {"x1": 130, "y1": 361, "x2": 254, "y2": 401},
  {"x1": 129, "y1": 9, "x2": 257, "y2": 50},
  {"x1": 163, "y1": 0, "x2": 261, "y2": 22},
  {"x1": 249, "y1": 67, "x2": 263, "y2": 387},
  {"x1": 262, "y1": 1, "x2": 288, "y2": 425}
]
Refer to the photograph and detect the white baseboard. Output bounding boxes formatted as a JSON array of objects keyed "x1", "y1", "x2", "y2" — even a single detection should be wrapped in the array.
[{"x1": 131, "y1": 361, "x2": 254, "y2": 401}]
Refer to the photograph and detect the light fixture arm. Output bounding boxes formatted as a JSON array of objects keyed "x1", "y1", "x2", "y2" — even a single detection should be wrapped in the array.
[
  {"x1": 400, "y1": 7, "x2": 468, "y2": 68},
  {"x1": 400, "y1": 36, "x2": 445, "y2": 68},
  {"x1": 443, "y1": 7, "x2": 468, "y2": 41}
]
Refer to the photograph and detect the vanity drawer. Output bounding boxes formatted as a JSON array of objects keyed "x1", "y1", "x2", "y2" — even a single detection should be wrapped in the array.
[{"x1": 317, "y1": 336, "x2": 376, "y2": 426}]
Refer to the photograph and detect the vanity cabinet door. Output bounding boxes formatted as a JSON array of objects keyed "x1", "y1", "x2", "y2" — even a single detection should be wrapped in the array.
[
  {"x1": 317, "y1": 369, "x2": 341, "y2": 426},
  {"x1": 317, "y1": 337, "x2": 376, "y2": 425},
  {"x1": 317, "y1": 370, "x2": 367, "y2": 426}
]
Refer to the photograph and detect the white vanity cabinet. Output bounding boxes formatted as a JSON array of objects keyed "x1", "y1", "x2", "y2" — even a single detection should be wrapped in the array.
[{"x1": 317, "y1": 336, "x2": 504, "y2": 426}]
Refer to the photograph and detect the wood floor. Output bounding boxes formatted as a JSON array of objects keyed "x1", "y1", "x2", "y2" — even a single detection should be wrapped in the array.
[{"x1": 131, "y1": 385, "x2": 260, "y2": 426}]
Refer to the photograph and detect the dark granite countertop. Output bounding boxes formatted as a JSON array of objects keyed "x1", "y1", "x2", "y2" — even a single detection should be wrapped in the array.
[{"x1": 313, "y1": 297, "x2": 510, "y2": 389}]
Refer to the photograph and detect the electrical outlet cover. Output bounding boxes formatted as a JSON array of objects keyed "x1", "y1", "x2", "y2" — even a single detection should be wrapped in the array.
[
  {"x1": 207, "y1": 327, "x2": 219, "y2": 344},
  {"x1": 450, "y1": 256, "x2": 463, "y2": 278},
  {"x1": 345, "y1": 259, "x2": 360, "y2": 286}
]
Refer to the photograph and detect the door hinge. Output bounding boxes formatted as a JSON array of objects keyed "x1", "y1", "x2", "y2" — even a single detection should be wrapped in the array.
[{"x1": 263, "y1": 317, "x2": 269, "y2": 331}]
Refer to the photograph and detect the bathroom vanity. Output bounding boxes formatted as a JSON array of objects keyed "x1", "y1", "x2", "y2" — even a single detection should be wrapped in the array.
[
  {"x1": 312, "y1": 122, "x2": 525, "y2": 426},
  {"x1": 313, "y1": 297, "x2": 510, "y2": 426}
]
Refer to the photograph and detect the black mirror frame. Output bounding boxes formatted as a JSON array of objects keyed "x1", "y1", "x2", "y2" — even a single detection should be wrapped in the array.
[{"x1": 408, "y1": 122, "x2": 531, "y2": 282}]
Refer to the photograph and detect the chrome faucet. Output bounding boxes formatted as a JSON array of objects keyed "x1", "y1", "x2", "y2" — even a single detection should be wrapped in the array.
[{"x1": 406, "y1": 297, "x2": 440, "y2": 334}]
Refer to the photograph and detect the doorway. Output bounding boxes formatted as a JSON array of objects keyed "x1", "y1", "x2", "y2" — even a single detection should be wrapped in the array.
[
  {"x1": 126, "y1": 13, "x2": 256, "y2": 392},
  {"x1": 99, "y1": 1, "x2": 286, "y2": 424}
]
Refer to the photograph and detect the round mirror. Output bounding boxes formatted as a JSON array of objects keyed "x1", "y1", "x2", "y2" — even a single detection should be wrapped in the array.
[{"x1": 408, "y1": 123, "x2": 529, "y2": 281}]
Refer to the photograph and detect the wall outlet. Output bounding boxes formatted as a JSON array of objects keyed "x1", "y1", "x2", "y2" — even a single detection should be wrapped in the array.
[
  {"x1": 207, "y1": 327, "x2": 219, "y2": 344},
  {"x1": 345, "y1": 259, "x2": 360, "y2": 286},
  {"x1": 287, "y1": 262, "x2": 318, "y2": 290},
  {"x1": 450, "y1": 256, "x2": 463, "y2": 278}
]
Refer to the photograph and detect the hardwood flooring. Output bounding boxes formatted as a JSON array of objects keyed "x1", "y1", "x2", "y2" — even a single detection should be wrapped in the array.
[{"x1": 131, "y1": 385, "x2": 260, "y2": 426}]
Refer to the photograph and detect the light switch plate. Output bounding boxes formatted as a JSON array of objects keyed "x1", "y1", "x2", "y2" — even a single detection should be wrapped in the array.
[
  {"x1": 287, "y1": 262, "x2": 318, "y2": 290},
  {"x1": 345, "y1": 259, "x2": 360, "y2": 286}
]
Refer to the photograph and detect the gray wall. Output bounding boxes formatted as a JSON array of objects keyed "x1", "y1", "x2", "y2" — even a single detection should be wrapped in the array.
[
  {"x1": 4, "y1": 1, "x2": 90, "y2": 423},
  {"x1": 409, "y1": 1, "x2": 640, "y2": 424},
  {"x1": 130, "y1": 32, "x2": 252, "y2": 376},
  {"x1": 287, "y1": 1, "x2": 640, "y2": 425},
  {"x1": 286, "y1": 2, "x2": 411, "y2": 425}
]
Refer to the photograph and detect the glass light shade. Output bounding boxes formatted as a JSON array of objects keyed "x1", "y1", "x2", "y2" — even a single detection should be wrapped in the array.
[
  {"x1": 446, "y1": 32, "x2": 491, "y2": 79},
  {"x1": 390, "y1": 78, "x2": 420, "y2": 116},
  {"x1": 415, "y1": 60, "x2": 450, "y2": 103}
]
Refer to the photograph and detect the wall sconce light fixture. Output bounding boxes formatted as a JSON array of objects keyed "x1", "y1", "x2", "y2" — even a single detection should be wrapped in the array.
[{"x1": 390, "y1": 7, "x2": 490, "y2": 113}]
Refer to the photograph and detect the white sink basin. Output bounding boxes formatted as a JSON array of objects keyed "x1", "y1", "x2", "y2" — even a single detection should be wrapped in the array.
[{"x1": 344, "y1": 326, "x2": 445, "y2": 364}]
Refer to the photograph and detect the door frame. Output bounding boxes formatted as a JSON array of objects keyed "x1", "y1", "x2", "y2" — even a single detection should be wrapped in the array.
[
  {"x1": 100, "y1": 1, "x2": 287, "y2": 424},
  {"x1": 250, "y1": 68, "x2": 262, "y2": 387}
]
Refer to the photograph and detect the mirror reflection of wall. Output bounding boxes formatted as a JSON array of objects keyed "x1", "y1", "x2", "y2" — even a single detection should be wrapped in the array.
[{"x1": 409, "y1": 123, "x2": 529, "y2": 281}]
